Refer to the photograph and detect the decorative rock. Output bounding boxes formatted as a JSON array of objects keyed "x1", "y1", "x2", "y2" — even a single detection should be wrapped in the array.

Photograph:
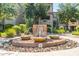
[{"x1": 2, "y1": 39, "x2": 79, "y2": 52}]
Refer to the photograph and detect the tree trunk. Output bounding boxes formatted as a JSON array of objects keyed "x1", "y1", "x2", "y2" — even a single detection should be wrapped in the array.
[
  {"x1": 39, "y1": 17, "x2": 41, "y2": 24},
  {"x1": 2, "y1": 19, "x2": 5, "y2": 31},
  {"x1": 50, "y1": 3, "x2": 53, "y2": 33}
]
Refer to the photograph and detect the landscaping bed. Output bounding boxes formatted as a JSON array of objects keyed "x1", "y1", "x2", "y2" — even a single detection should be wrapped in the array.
[{"x1": 3, "y1": 39, "x2": 79, "y2": 52}]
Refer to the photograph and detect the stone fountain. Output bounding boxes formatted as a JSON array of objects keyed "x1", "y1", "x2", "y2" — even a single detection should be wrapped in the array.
[
  {"x1": 3, "y1": 25, "x2": 79, "y2": 52},
  {"x1": 12, "y1": 24, "x2": 67, "y2": 48}
]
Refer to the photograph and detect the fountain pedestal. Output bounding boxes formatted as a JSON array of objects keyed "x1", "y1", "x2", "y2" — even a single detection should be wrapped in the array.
[{"x1": 33, "y1": 25, "x2": 47, "y2": 37}]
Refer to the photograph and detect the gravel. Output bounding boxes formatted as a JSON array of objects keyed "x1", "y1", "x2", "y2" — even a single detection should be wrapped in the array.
[{"x1": 3, "y1": 39, "x2": 79, "y2": 52}]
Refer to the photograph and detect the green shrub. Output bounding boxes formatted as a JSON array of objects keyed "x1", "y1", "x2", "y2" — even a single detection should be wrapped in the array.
[
  {"x1": 72, "y1": 26, "x2": 79, "y2": 36},
  {"x1": 1, "y1": 32, "x2": 7, "y2": 37},
  {"x1": 59, "y1": 26, "x2": 64, "y2": 29},
  {"x1": 47, "y1": 24, "x2": 51, "y2": 27},
  {"x1": 0, "y1": 32, "x2": 1, "y2": 36},
  {"x1": 5, "y1": 24, "x2": 13, "y2": 29},
  {"x1": 6, "y1": 28, "x2": 16, "y2": 37},
  {"x1": 55, "y1": 26, "x2": 65, "y2": 34},
  {"x1": 19, "y1": 24, "x2": 27, "y2": 33},
  {"x1": 13, "y1": 25, "x2": 21, "y2": 35},
  {"x1": 72, "y1": 31, "x2": 79, "y2": 35},
  {"x1": 47, "y1": 25, "x2": 51, "y2": 33},
  {"x1": 13, "y1": 25, "x2": 21, "y2": 30},
  {"x1": 76, "y1": 26, "x2": 79, "y2": 32},
  {"x1": 47, "y1": 27, "x2": 51, "y2": 33},
  {"x1": 56, "y1": 29, "x2": 65, "y2": 34},
  {"x1": 52, "y1": 28, "x2": 58, "y2": 33}
]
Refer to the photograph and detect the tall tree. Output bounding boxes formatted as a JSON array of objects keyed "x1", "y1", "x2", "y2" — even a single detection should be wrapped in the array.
[
  {"x1": 0, "y1": 3, "x2": 18, "y2": 30},
  {"x1": 24, "y1": 3, "x2": 35, "y2": 28},
  {"x1": 24, "y1": 3, "x2": 50, "y2": 25},
  {"x1": 34, "y1": 3, "x2": 50, "y2": 24},
  {"x1": 57, "y1": 3, "x2": 79, "y2": 25}
]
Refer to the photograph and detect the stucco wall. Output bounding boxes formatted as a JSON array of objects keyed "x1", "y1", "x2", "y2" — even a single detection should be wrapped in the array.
[{"x1": 4, "y1": 19, "x2": 16, "y2": 25}]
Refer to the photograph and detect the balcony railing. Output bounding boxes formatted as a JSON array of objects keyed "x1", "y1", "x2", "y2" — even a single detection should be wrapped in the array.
[{"x1": 68, "y1": 22, "x2": 78, "y2": 26}]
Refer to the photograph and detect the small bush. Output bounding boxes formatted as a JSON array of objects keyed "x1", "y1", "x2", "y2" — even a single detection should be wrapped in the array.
[
  {"x1": 0, "y1": 32, "x2": 1, "y2": 37},
  {"x1": 1, "y1": 32, "x2": 7, "y2": 38},
  {"x1": 52, "y1": 28, "x2": 58, "y2": 33},
  {"x1": 19, "y1": 24, "x2": 27, "y2": 33},
  {"x1": 72, "y1": 26, "x2": 79, "y2": 36},
  {"x1": 13, "y1": 25, "x2": 21, "y2": 30},
  {"x1": 6, "y1": 28, "x2": 16, "y2": 37},
  {"x1": 72, "y1": 31, "x2": 79, "y2": 35},
  {"x1": 47, "y1": 24, "x2": 51, "y2": 27},
  {"x1": 55, "y1": 26, "x2": 65, "y2": 34},
  {"x1": 59, "y1": 26, "x2": 64, "y2": 29},
  {"x1": 47, "y1": 27, "x2": 51, "y2": 33},
  {"x1": 13, "y1": 25, "x2": 21, "y2": 35},
  {"x1": 56, "y1": 29, "x2": 65, "y2": 34},
  {"x1": 5, "y1": 24, "x2": 13, "y2": 29},
  {"x1": 47, "y1": 25, "x2": 51, "y2": 33},
  {"x1": 76, "y1": 26, "x2": 79, "y2": 31}
]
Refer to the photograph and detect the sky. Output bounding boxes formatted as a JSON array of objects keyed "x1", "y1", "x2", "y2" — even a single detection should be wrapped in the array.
[{"x1": 53, "y1": 3, "x2": 59, "y2": 12}]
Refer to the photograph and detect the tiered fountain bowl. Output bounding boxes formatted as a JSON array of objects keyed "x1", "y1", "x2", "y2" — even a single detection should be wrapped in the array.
[{"x1": 12, "y1": 35, "x2": 67, "y2": 48}]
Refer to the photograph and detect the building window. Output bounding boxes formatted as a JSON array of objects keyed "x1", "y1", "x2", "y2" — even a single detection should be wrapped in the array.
[
  {"x1": 0, "y1": 24, "x2": 3, "y2": 31},
  {"x1": 41, "y1": 16, "x2": 50, "y2": 19}
]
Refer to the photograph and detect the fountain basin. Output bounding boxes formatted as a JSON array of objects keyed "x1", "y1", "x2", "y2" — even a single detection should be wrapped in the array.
[{"x1": 12, "y1": 38, "x2": 67, "y2": 48}]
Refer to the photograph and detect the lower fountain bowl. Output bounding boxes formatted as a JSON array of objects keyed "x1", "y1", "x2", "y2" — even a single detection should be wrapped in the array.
[{"x1": 12, "y1": 38, "x2": 67, "y2": 48}]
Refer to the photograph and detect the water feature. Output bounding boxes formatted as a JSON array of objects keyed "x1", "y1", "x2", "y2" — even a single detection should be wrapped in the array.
[{"x1": 1, "y1": 25, "x2": 79, "y2": 52}]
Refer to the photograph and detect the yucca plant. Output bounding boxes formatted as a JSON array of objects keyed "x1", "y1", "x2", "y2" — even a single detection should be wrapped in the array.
[
  {"x1": 12, "y1": 25, "x2": 21, "y2": 35},
  {"x1": 19, "y1": 24, "x2": 27, "y2": 33}
]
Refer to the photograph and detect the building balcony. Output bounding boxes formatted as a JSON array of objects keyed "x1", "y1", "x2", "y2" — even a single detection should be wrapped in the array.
[{"x1": 68, "y1": 21, "x2": 78, "y2": 26}]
